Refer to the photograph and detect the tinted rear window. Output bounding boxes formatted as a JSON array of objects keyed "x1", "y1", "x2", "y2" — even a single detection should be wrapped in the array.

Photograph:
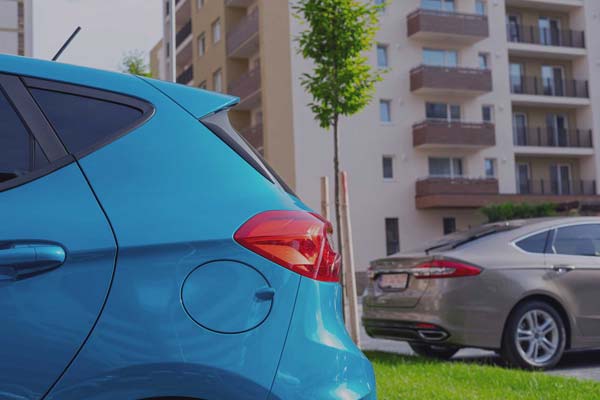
[
  {"x1": 516, "y1": 231, "x2": 549, "y2": 254},
  {"x1": 30, "y1": 88, "x2": 143, "y2": 156}
]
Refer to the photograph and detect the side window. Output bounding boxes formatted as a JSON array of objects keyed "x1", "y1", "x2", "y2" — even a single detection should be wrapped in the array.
[
  {"x1": 0, "y1": 88, "x2": 48, "y2": 185},
  {"x1": 29, "y1": 88, "x2": 144, "y2": 156},
  {"x1": 516, "y1": 231, "x2": 549, "y2": 254},
  {"x1": 553, "y1": 224, "x2": 600, "y2": 257}
]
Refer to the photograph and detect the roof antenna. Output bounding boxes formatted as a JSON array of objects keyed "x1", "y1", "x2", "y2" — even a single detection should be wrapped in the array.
[{"x1": 52, "y1": 27, "x2": 82, "y2": 61}]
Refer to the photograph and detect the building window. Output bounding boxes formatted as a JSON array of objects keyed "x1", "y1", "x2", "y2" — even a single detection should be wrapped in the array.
[
  {"x1": 423, "y1": 48, "x2": 458, "y2": 67},
  {"x1": 485, "y1": 158, "x2": 496, "y2": 178},
  {"x1": 199, "y1": 80, "x2": 207, "y2": 90},
  {"x1": 197, "y1": 0, "x2": 204, "y2": 9},
  {"x1": 212, "y1": 18, "x2": 221, "y2": 44},
  {"x1": 166, "y1": 42, "x2": 170, "y2": 57},
  {"x1": 166, "y1": 0, "x2": 170, "y2": 16},
  {"x1": 382, "y1": 156, "x2": 394, "y2": 179},
  {"x1": 429, "y1": 157, "x2": 463, "y2": 177},
  {"x1": 475, "y1": 0, "x2": 486, "y2": 15},
  {"x1": 443, "y1": 217, "x2": 457, "y2": 235},
  {"x1": 385, "y1": 218, "x2": 400, "y2": 256},
  {"x1": 422, "y1": 0, "x2": 456, "y2": 12},
  {"x1": 376, "y1": 44, "x2": 388, "y2": 68},
  {"x1": 478, "y1": 53, "x2": 489, "y2": 69},
  {"x1": 426, "y1": 102, "x2": 461, "y2": 121},
  {"x1": 198, "y1": 33, "x2": 206, "y2": 56},
  {"x1": 482, "y1": 105, "x2": 494, "y2": 123},
  {"x1": 379, "y1": 100, "x2": 391, "y2": 123},
  {"x1": 213, "y1": 69, "x2": 222, "y2": 92}
]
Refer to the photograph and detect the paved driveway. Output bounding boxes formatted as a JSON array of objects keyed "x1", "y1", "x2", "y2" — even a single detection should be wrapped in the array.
[{"x1": 360, "y1": 319, "x2": 600, "y2": 381}]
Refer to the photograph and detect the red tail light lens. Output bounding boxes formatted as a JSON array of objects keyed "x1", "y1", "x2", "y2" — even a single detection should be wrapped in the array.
[
  {"x1": 234, "y1": 211, "x2": 341, "y2": 282},
  {"x1": 411, "y1": 259, "x2": 481, "y2": 279}
]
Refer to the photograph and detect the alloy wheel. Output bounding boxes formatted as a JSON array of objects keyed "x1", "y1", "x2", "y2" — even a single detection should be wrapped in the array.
[{"x1": 515, "y1": 309, "x2": 560, "y2": 367}]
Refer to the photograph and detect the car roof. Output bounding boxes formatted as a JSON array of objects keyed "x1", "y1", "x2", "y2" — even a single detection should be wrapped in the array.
[
  {"x1": 0, "y1": 54, "x2": 238, "y2": 118},
  {"x1": 504, "y1": 216, "x2": 600, "y2": 239}
]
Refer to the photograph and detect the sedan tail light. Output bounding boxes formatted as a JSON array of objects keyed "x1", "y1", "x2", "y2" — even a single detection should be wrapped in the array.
[
  {"x1": 411, "y1": 259, "x2": 481, "y2": 279},
  {"x1": 234, "y1": 210, "x2": 341, "y2": 282}
]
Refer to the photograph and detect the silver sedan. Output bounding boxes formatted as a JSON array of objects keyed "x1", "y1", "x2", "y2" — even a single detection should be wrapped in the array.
[{"x1": 363, "y1": 217, "x2": 600, "y2": 370}]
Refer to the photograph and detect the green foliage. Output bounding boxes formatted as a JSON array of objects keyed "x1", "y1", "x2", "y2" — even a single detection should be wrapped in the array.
[
  {"x1": 293, "y1": 0, "x2": 384, "y2": 128},
  {"x1": 120, "y1": 50, "x2": 152, "y2": 77},
  {"x1": 480, "y1": 202, "x2": 557, "y2": 223}
]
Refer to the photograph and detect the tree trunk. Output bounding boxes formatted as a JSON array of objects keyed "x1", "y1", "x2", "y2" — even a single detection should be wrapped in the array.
[{"x1": 332, "y1": 115, "x2": 345, "y2": 317}]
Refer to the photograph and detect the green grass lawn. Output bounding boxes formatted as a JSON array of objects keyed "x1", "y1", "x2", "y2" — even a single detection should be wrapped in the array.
[{"x1": 366, "y1": 351, "x2": 600, "y2": 400}]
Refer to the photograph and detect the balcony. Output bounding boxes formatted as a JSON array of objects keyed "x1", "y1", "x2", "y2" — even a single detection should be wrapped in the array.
[
  {"x1": 176, "y1": 65, "x2": 193, "y2": 85},
  {"x1": 415, "y1": 177, "x2": 499, "y2": 209},
  {"x1": 225, "y1": 0, "x2": 255, "y2": 6},
  {"x1": 507, "y1": 25, "x2": 585, "y2": 48},
  {"x1": 176, "y1": 20, "x2": 192, "y2": 49},
  {"x1": 240, "y1": 123, "x2": 264, "y2": 154},
  {"x1": 510, "y1": 76, "x2": 589, "y2": 107},
  {"x1": 413, "y1": 120, "x2": 495, "y2": 149},
  {"x1": 506, "y1": 0, "x2": 583, "y2": 10},
  {"x1": 407, "y1": 9, "x2": 488, "y2": 43},
  {"x1": 410, "y1": 65, "x2": 492, "y2": 95},
  {"x1": 228, "y1": 65, "x2": 261, "y2": 110},
  {"x1": 227, "y1": 9, "x2": 259, "y2": 58},
  {"x1": 517, "y1": 179, "x2": 596, "y2": 196},
  {"x1": 514, "y1": 127, "x2": 592, "y2": 148}
]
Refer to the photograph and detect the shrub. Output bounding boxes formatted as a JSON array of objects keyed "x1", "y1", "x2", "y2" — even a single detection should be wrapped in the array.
[{"x1": 480, "y1": 202, "x2": 557, "y2": 223}]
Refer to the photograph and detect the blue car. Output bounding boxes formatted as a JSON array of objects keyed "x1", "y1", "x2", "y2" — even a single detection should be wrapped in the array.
[{"x1": 0, "y1": 54, "x2": 375, "y2": 400}]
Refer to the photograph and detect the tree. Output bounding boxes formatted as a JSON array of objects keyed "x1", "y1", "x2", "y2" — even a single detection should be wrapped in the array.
[
  {"x1": 294, "y1": 0, "x2": 384, "y2": 277},
  {"x1": 120, "y1": 50, "x2": 152, "y2": 77}
]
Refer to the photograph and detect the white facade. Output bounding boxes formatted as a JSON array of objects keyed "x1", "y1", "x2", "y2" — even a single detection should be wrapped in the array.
[
  {"x1": 0, "y1": 0, "x2": 32, "y2": 56},
  {"x1": 288, "y1": 0, "x2": 600, "y2": 272}
]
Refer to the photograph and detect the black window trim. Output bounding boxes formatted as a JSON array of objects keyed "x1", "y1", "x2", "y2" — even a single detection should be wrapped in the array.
[
  {"x1": 514, "y1": 229, "x2": 552, "y2": 255},
  {"x1": 23, "y1": 76, "x2": 155, "y2": 160},
  {"x1": 0, "y1": 73, "x2": 73, "y2": 194}
]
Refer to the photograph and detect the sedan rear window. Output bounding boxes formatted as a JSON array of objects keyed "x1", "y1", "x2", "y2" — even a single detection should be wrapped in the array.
[{"x1": 516, "y1": 231, "x2": 549, "y2": 254}]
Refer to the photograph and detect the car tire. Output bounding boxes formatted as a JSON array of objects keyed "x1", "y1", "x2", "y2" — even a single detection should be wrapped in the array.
[
  {"x1": 501, "y1": 301, "x2": 566, "y2": 370},
  {"x1": 409, "y1": 343, "x2": 459, "y2": 360}
]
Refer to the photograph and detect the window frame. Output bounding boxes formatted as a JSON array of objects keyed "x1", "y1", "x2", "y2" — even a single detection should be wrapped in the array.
[
  {"x1": 23, "y1": 76, "x2": 155, "y2": 160},
  {"x1": 379, "y1": 99, "x2": 392, "y2": 123},
  {"x1": 212, "y1": 18, "x2": 222, "y2": 44},
  {"x1": 382, "y1": 155, "x2": 394, "y2": 180},
  {"x1": 376, "y1": 43, "x2": 388, "y2": 68},
  {"x1": 0, "y1": 73, "x2": 70, "y2": 193}
]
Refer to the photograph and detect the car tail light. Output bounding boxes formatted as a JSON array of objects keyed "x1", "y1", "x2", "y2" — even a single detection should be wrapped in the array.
[
  {"x1": 234, "y1": 210, "x2": 341, "y2": 282},
  {"x1": 411, "y1": 259, "x2": 481, "y2": 279}
]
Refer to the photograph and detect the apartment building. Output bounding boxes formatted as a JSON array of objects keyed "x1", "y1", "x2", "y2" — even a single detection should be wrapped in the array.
[
  {"x1": 151, "y1": 0, "x2": 600, "y2": 281},
  {"x1": 0, "y1": 0, "x2": 32, "y2": 56}
]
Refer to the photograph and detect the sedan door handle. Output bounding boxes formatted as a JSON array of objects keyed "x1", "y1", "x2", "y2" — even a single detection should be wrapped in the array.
[
  {"x1": 0, "y1": 242, "x2": 66, "y2": 282},
  {"x1": 552, "y1": 265, "x2": 575, "y2": 274}
]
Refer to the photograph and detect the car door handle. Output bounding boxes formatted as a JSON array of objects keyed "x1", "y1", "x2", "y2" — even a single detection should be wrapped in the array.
[
  {"x1": 0, "y1": 243, "x2": 66, "y2": 282},
  {"x1": 552, "y1": 265, "x2": 576, "y2": 274}
]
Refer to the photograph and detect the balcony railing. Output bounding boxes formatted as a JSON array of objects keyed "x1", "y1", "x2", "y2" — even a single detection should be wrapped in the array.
[
  {"x1": 510, "y1": 76, "x2": 589, "y2": 98},
  {"x1": 416, "y1": 177, "x2": 499, "y2": 196},
  {"x1": 227, "y1": 9, "x2": 259, "y2": 56},
  {"x1": 407, "y1": 9, "x2": 489, "y2": 39},
  {"x1": 514, "y1": 127, "x2": 593, "y2": 148},
  {"x1": 507, "y1": 25, "x2": 585, "y2": 48},
  {"x1": 413, "y1": 120, "x2": 495, "y2": 147},
  {"x1": 176, "y1": 65, "x2": 193, "y2": 84},
  {"x1": 176, "y1": 20, "x2": 192, "y2": 48},
  {"x1": 240, "y1": 123, "x2": 264, "y2": 153},
  {"x1": 517, "y1": 179, "x2": 596, "y2": 196},
  {"x1": 228, "y1": 64, "x2": 261, "y2": 102},
  {"x1": 411, "y1": 65, "x2": 493, "y2": 93}
]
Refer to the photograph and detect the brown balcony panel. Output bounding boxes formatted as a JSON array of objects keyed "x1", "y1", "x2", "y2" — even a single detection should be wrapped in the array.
[
  {"x1": 413, "y1": 121, "x2": 495, "y2": 148},
  {"x1": 228, "y1": 67, "x2": 261, "y2": 110},
  {"x1": 407, "y1": 9, "x2": 489, "y2": 42},
  {"x1": 411, "y1": 66, "x2": 492, "y2": 95},
  {"x1": 227, "y1": 9, "x2": 259, "y2": 58},
  {"x1": 240, "y1": 123, "x2": 264, "y2": 153},
  {"x1": 416, "y1": 178, "x2": 499, "y2": 209}
]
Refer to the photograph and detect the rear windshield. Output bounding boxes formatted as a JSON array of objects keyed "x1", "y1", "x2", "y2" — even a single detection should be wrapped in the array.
[
  {"x1": 201, "y1": 110, "x2": 295, "y2": 196},
  {"x1": 414, "y1": 222, "x2": 519, "y2": 253}
]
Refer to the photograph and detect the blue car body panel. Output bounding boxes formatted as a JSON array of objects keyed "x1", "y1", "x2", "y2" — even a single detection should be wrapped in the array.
[
  {"x1": 0, "y1": 54, "x2": 375, "y2": 400},
  {"x1": 0, "y1": 164, "x2": 116, "y2": 399}
]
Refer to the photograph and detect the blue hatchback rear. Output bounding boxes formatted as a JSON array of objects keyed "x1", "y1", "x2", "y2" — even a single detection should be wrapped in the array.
[{"x1": 0, "y1": 54, "x2": 375, "y2": 400}]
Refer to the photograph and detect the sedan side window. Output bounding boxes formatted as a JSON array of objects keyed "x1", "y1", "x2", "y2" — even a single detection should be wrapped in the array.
[
  {"x1": 0, "y1": 88, "x2": 48, "y2": 185},
  {"x1": 516, "y1": 231, "x2": 549, "y2": 254},
  {"x1": 553, "y1": 224, "x2": 600, "y2": 257}
]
